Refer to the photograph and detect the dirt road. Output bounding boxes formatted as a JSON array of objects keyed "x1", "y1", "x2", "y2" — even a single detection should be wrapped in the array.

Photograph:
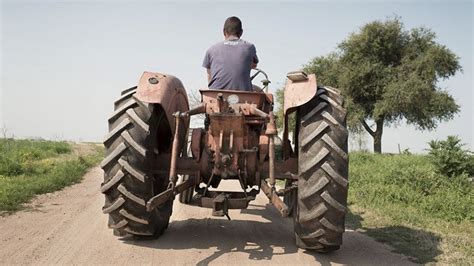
[{"x1": 0, "y1": 167, "x2": 414, "y2": 265}]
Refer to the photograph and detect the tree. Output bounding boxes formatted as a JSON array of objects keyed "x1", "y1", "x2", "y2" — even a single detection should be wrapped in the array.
[
  {"x1": 275, "y1": 86, "x2": 295, "y2": 130},
  {"x1": 301, "y1": 17, "x2": 461, "y2": 153}
]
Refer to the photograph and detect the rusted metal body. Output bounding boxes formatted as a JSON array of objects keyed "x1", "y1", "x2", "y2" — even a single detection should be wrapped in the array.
[
  {"x1": 283, "y1": 73, "x2": 317, "y2": 114},
  {"x1": 136, "y1": 70, "x2": 316, "y2": 218},
  {"x1": 135, "y1": 71, "x2": 190, "y2": 136},
  {"x1": 151, "y1": 154, "x2": 297, "y2": 180}
]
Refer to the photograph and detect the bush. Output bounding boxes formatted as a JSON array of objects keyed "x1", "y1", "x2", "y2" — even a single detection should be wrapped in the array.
[{"x1": 427, "y1": 136, "x2": 474, "y2": 177}]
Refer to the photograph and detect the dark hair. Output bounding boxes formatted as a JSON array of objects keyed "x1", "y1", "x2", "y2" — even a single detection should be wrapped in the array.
[{"x1": 223, "y1": 16, "x2": 243, "y2": 37}]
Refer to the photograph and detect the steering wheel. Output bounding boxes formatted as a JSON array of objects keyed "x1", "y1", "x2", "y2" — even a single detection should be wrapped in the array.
[{"x1": 250, "y1": 68, "x2": 271, "y2": 92}]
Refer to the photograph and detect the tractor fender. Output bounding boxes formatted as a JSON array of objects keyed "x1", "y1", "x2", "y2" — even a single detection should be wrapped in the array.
[
  {"x1": 135, "y1": 71, "x2": 190, "y2": 135},
  {"x1": 281, "y1": 73, "x2": 317, "y2": 159},
  {"x1": 283, "y1": 73, "x2": 317, "y2": 114}
]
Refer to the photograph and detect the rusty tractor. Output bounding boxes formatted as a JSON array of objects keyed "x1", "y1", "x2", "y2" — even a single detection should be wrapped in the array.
[{"x1": 100, "y1": 69, "x2": 348, "y2": 252}]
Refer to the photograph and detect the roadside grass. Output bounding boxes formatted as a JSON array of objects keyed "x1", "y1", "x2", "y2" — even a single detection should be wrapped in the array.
[
  {"x1": 0, "y1": 139, "x2": 103, "y2": 212},
  {"x1": 348, "y1": 152, "x2": 473, "y2": 264},
  {"x1": 0, "y1": 139, "x2": 72, "y2": 176}
]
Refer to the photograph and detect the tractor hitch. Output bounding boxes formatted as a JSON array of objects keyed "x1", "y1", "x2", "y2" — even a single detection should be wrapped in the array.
[
  {"x1": 212, "y1": 193, "x2": 232, "y2": 220},
  {"x1": 195, "y1": 189, "x2": 258, "y2": 219}
]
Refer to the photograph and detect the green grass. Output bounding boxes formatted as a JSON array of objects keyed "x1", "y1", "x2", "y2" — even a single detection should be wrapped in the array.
[
  {"x1": 0, "y1": 139, "x2": 103, "y2": 212},
  {"x1": 0, "y1": 139, "x2": 72, "y2": 176},
  {"x1": 348, "y1": 152, "x2": 473, "y2": 264}
]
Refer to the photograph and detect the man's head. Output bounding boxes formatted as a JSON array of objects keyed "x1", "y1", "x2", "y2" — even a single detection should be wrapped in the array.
[{"x1": 223, "y1": 16, "x2": 243, "y2": 38}]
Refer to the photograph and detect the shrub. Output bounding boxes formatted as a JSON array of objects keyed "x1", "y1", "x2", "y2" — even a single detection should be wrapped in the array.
[{"x1": 427, "y1": 136, "x2": 473, "y2": 177}]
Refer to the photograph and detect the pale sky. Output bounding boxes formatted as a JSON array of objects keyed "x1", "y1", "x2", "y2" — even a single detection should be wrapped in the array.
[{"x1": 1, "y1": 0, "x2": 473, "y2": 153}]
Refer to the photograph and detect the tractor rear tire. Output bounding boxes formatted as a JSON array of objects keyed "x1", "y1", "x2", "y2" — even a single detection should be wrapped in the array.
[
  {"x1": 294, "y1": 86, "x2": 349, "y2": 252},
  {"x1": 100, "y1": 87, "x2": 173, "y2": 237}
]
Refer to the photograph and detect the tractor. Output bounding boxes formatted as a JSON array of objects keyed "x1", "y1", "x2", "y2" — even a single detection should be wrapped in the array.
[{"x1": 100, "y1": 69, "x2": 348, "y2": 252}]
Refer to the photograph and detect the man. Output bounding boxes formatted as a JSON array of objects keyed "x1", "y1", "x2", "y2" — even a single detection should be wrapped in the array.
[{"x1": 202, "y1": 16, "x2": 259, "y2": 91}]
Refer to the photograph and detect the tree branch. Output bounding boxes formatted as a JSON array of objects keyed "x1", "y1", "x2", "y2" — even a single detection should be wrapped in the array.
[{"x1": 361, "y1": 120, "x2": 375, "y2": 137}]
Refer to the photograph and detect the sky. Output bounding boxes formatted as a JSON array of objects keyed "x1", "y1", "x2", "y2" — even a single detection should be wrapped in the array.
[{"x1": 1, "y1": 0, "x2": 472, "y2": 153}]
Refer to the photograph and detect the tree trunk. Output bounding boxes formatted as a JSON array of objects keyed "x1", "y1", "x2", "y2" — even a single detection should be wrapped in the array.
[
  {"x1": 361, "y1": 118, "x2": 384, "y2": 153},
  {"x1": 373, "y1": 118, "x2": 384, "y2": 153},
  {"x1": 373, "y1": 133, "x2": 382, "y2": 153}
]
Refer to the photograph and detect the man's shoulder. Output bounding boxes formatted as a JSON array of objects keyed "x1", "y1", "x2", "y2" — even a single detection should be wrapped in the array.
[
  {"x1": 239, "y1": 39, "x2": 255, "y2": 47},
  {"x1": 206, "y1": 41, "x2": 226, "y2": 54}
]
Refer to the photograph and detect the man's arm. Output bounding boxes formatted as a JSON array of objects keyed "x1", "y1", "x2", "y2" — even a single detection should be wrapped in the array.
[
  {"x1": 251, "y1": 44, "x2": 259, "y2": 69},
  {"x1": 206, "y1": 68, "x2": 211, "y2": 83},
  {"x1": 203, "y1": 49, "x2": 212, "y2": 83}
]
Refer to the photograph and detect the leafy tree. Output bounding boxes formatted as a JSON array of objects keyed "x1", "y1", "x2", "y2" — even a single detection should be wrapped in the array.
[
  {"x1": 278, "y1": 17, "x2": 461, "y2": 153},
  {"x1": 275, "y1": 88, "x2": 296, "y2": 145}
]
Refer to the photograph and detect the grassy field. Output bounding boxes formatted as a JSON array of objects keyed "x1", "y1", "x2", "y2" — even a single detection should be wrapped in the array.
[
  {"x1": 0, "y1": 139, "x2": 103, "y2": 212},
  {"x1": 348, "y1": 152, "x2": 473, "y2": 264}
]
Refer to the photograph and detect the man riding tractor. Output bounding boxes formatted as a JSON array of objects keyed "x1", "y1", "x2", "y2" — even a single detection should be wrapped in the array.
[
  {"x1": 100, "y1": 16, "x2": 348, "y2": 252},
  {"x1": 203, "y1": 16, "x2": 259, "y2": 92}
]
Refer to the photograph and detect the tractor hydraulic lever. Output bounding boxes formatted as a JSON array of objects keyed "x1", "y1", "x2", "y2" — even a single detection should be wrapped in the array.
[
  {"x1": 266, "y1": 112, "x2": 277, "y2": 188},
  {"x1": 168, "y1": 112, "x2": 182, "y2": 189},
  {"x1": 260, "y1": 111, "x2": 290, "y2": 217}
]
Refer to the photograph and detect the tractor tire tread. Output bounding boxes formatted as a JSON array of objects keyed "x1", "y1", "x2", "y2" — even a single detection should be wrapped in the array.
[
  {"x1": 101, "y1": 90, "x2": 172, "y2": 237},
  {"x1": 294, "y1": 86, "x2": 348, "y2": 252}
]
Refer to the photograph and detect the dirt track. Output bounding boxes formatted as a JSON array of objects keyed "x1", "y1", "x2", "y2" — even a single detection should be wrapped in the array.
[{"x1": 0, "y1": 167, "x2": 414, "y2": 265}]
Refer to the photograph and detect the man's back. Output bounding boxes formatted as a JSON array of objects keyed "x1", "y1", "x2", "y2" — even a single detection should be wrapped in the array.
[
  {"x1": 203, "y1": 38, "x2": 258, "y2": 91},
  {"x1": 202, "y1": 17, "x2": 259, "y2": 91}
]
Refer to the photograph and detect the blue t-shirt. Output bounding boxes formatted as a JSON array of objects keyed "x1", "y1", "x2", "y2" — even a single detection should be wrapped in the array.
[{"x1": 202, "y1": 38, "x2": 259, "y2": 91}]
